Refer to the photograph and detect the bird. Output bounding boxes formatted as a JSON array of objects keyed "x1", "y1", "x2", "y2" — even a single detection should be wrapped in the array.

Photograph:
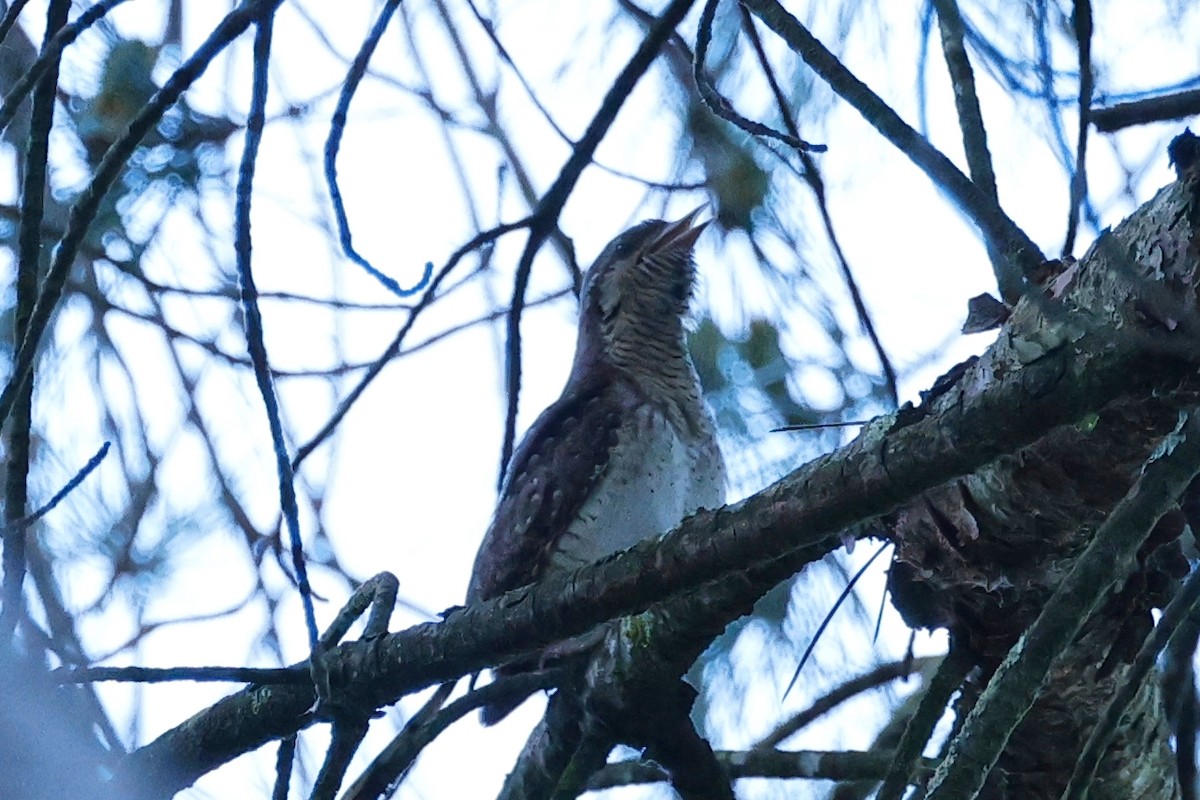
[{"x1": 468, "y1": 207, "x2": 727, "y2": 725}]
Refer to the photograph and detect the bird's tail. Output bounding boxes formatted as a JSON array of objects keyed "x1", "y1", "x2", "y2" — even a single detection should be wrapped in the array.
[
  {"x1": 478, "y1": 666, "x2": 526, "y2": 726},
  {"x1": 409, "y1": 680, "x2": 456, "y2": 729}
]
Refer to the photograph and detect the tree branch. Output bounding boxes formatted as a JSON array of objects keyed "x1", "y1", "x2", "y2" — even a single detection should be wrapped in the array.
[{"x1": 741, "y1": 0, "x2": 1045, "y2": 284}]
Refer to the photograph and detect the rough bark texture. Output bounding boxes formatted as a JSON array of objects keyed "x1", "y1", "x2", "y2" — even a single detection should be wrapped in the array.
[{"x1": 887, "y1": 174, "x2": 1200, "y2": 799}]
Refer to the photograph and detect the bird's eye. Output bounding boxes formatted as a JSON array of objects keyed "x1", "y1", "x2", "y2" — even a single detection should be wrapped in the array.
[{"x1": 612, "y1": 242, "x2": 629, "y2": 257}]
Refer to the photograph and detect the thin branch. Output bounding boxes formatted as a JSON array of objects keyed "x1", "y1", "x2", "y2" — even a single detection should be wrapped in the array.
[
  {"x1": 931, "y1": 0, "x2": 1018, "y2": 302},
  {"x1": 0, "y1": 0, "x2": 133, "y2": 137},
  {"x1": 2, "y1": 441, "x2": 110, "y2": 534},
  {"x1": 323, "y1": 0, "x2": 432, "y2": 297},
  {"x1": 310, "y1": 717, "x2": 369, "y2": 800},
  {"x1": 272, "y1": 736, "x2": 296, "y2": 800},
  {"x1": 92, "y1": 280, "x2": 568, "y2": 377},
  {"x1": 500, "y1": 0, "x2": 698, "y2": 481},
  {"x1": 924, "y1": 412, "x2": 1200, "y2": 800},
  {"x1": 427, "y1": 0, "x2": 580, "y2": 285},
  {"x1": 0, "y1": 0, "x2": 286, "y2": 432},
  {"x1": 462, "y1": 0, "x2": 705, "y2": 192},
  {"x1": 342, "y1": 671, "x2": 563, "y2": 800},
  {"x1": 738, "y1": 7, "x2": 899, "y2": 407},
  {"x1": 0, "y1": 0, "x2": 30, "y2": 46},
  {"x1": 932, "y1": 0, "x2": 998, "y2": 201},
  {"x1": 1163, "y1": 587, "x2": 1200, "y2": 800},
  {"x1": 56, "y1": 665, "x2": 304, "y2": 684},
  {"x1": 550, "y1": 725, "x2": 616, "y2": 800},
  {"x1": 1, "y1": 0, "x2": 69, "y2": 643},
  {"x1": 876, "y1": 645, "x2": 974, "y2": 800},
  {"x1": 695, "y1": 0, "x2": 825, "y2": 154},
  {"x1": 585, "y1": 749, "x2": 937, "y2": 790},
  {"x1": 496, "y1": 688, "x2": 587, "y2": 800},
  {"x1": 1062, "y1": 0, "x2": 1093, "y2": 258},
  {"x1": 317, "y1": 572, "x2": 399, "y2": 647},
  {"x1": 235, "y1": 8, "x2": 322, "y2": 657},
  {"x1": 290, "y1": 217, "x2": 532, "y2": 470},
  {"x1": 755, "y1": 655, "x2": 939, "y2": 749},
  {"x1": 742, "y1": 0, "x2": 1045, "y2": 282}
]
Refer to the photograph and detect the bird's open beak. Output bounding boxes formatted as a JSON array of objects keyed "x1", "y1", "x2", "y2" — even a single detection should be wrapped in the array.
[{"x1": 650, "y1": 205, "x2": 709, "y2": 254}]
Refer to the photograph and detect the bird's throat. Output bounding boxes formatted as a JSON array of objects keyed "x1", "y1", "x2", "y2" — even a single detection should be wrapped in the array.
[{"x1": 603, "y1": 328, "x2": 711, "y2": 441}]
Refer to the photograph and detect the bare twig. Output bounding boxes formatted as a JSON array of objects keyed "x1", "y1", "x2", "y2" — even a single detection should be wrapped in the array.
[
  {"x1": 1062, "y1": 0, "x2": 1093, "y2": 258},
  {"x1": 0, "y1": 0, "x2": 132, "y2": 136},
  {"x1": 0, "y1": 0, "x2": 32, "y2": 46},
  {"x1": 876, "y1": 645, "x2": 973, "y2": 800},
  {"x1": 756, "y1": 655, "x2": 939, "y2": 749},
  {"x1": 695, "y1": 0, "x2": 826, "y2": 154},
  {"x1": 235, "y1": 7, "x2": 322, "y2": 660},
  {"x1": 310, "y1": 717, "x2": 369, "y2": 800},
  {"x1": 931, "y1": 0, "x2": 1019, "y2": 302},
  {"x1": 1062, "y1": 556, "x2": 1200, "y2": 800},
  {"x1": 738, "y1": 6, "x2": 898, "y2": 407},
  {"x1": 0, "y1": 0, "x2": 286, "y2": 432},
  {"x1": 427, "y1": 0, "x2": 579, "y2": 282},
  {"x1": 585, "y1": 748, "x2": 937, "y2": 790},
  {"x1": 742, "y1": 0, "x2": 1045, "y2": 282},
  {"x1": 56, "y1": 664, "x2": 304, "y2": 684},
  {"x1": 291, "y1": 217, "x2": 532, "y2": 470},
  {"x1": 463, "y1": 0, "x2": 705, "y2": 192},
  {"x1": 272, "y1": 735, "x2": 296, "y2": 800},
  {"x1": 1, "y1": 0, "x2": 69, "y2": 643},
  {"x1": 324, "y1": 0, "x2": 432, "y2": 297},
  {"x1": 2, "y1": 442, "x2": 110, "y2": 534},
  {"x1": 342, "y1": 670, "x2": 563, "y2": 800}
]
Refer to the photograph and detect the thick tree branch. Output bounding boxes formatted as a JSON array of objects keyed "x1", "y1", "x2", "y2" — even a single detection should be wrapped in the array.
[{"x1": 1091, "y1": 88, "x2": 1200, "y2": 133}]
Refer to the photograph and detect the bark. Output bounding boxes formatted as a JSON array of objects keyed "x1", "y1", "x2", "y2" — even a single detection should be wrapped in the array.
[{"x1": 887, "y1": 171, "x2": 1200, "y2": 799}]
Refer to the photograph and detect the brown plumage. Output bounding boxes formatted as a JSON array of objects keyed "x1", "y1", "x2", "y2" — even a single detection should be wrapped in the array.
[{"x1": 468, "y1": 209, "x2": 726, "y2": 724}]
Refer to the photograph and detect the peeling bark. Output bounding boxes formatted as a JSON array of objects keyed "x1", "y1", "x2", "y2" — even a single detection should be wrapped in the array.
[{"x1": 887, "y1": 175, "x2": 1200, "y2": 799}]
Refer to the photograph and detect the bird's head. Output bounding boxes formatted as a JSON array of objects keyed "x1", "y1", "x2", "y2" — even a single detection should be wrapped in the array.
[{"x1": 574, "y1": 208, "x2": 708, "y2": 376}]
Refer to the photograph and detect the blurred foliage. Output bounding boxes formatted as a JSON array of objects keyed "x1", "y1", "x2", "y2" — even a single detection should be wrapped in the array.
[
  {"x1": 0, "y1": 37, "x2": 237, "y2": 300},
  {"x1": 691, "y1": 315, "x2": 820, "y2": 436},
  {"x1": 685, "y1": 103, "x2": 770, "y2": 232}
]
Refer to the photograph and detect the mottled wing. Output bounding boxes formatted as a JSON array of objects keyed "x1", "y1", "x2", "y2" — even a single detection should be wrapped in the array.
[{"x1": 467, "y1": 376, "x2": 626, "y2": 603}]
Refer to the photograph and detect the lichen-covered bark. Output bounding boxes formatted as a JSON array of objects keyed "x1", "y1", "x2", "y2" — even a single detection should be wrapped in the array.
[{"x1": 887, "y1": 174, "x2": 1200, "y2": 799}]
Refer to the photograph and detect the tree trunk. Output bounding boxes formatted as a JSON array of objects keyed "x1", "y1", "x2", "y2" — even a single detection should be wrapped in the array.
[{"x1": 887, "y1": 173, "x2": 1200, "y2": 799}]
